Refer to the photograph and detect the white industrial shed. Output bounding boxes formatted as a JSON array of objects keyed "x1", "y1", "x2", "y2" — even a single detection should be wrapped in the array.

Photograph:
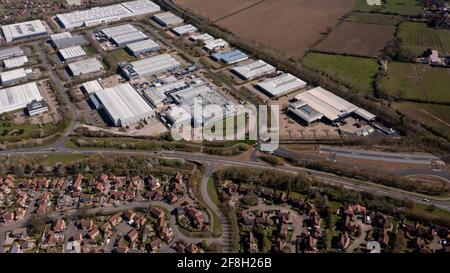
[
  {"x1": 152, "y1": 12, "x2": 184, "y2": 27},
  {"x1": 232, "y1": 60, "x2": 276, "y2": 80},
  {"x1": 81, "y1": 80, "x2": 103, "y2": 94},
  {"x1": 256, "y1": 73, "x2": 307, "y2": 97},
  {"x1": 164, "y1": 105, "x2": 191, "y2": 128},
  {"x1": 0, "y1": 68, "x2": 33, "y2": 85},
  {"x1": 100, "y1": 24, "x2": 148, "y2": 47},
  {"x1": 0, "y1": 82, "x2": 43, "y2": 114},
  {"x1": 68, "y1": 58, "x2": 103, "y2": 76},
  {"x1": 120, "y1": 54, "x2": 180, "y2": 79},
  {"x1": 0, "y1": 47, "x2": 24, "y2": 60},
  {"x1": 2, "y1": 20, "x2": 48, "y2": 42},
  {"x1": 58, "y1": 46, "x2": 86, "y2": 61},
  {"x1": 56, "y1": 0, "x2": 160, "y2": 29},
  {"x1": 4, "y1": 56, "x2": 28, "y2": 70},
  {"x1": 126, "y1": 39, "x2": 160, "y2": 57},
  {"x1": 101, "y1": 24, "x2": 139, "y2": 38},
  {"x1": 94, "y1": 83, "x2": 154, "y2": 127},
  {"x1": 171, "y1": 24, "x2": 198, "y2": 36},
  {"x1": 112, "y1": 31, "x2": 148, "y2": 47}
]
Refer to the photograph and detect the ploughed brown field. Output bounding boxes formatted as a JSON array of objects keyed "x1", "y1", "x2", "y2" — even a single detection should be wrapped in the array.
[
  {"x1": 174, "y1": 0, "x2": 357, "y2": 56},
  {"x1": 315, "y1": 21, "x2": 396, "y2": 56}
]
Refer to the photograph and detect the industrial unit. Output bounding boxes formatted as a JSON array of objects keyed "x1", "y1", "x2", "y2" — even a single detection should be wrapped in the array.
[
  {"x1": 164, "y1": 105, "x2": 191, "y2": 128},
  {"x1": 203, "y1": 38, "x2": 229, "y2": 52},
  {"x1": 112, "y1": 31, "x2": 148, "y2": 47},
  {"x1": 26, "y1": 100, "x2": 48, "y2": 116},
  {"x1": 56, "y1": 0, "x2": 160, "y2": 29},
  {"x1": 256, "y1": 73, "x2": 307, "y2": 98},
  {"x1": 50, "y1": 32, "x2": 88, "y2": 49},
  {"x1": 171, "y1": 24, "x2": 198, "y2": 36},
  {"x1": 1, "y1": 20, "x2": 48, "y2": 42},
  {"x1": 93, "y1": 83, "x2": 155, "y2": 127},
  {"x1": 58, "y1": 46, "x2": 87, "y2": 61},
  {"x1": 0, "y1": 68, "x2": 33, "y2": 85},
  {"x1": 125, "y1": 39, "x2": 160, "y2": 57},
  {"x1": 0, "y1": 82, "x2": 43, "y2": 114},
  {"x1": 152, "y1": 11, "x2": 184, "y2": 27},
  {"x1": 3, "y1": 56, "x2": 29, "y2": 70},
  {"x1": 100, "y1": 24, "x2": 148, "y2": 47},
  {"x1": 189, "y1": 33, "x2": 214, "y2": 42},
  {"x1": 211, "y1": 50, "x2": 248, "y2": 65},
  {"x1": 231, "y1": 60, "x2": 276, "y2": 80},
  {"x1": 290, "y1": 86, "x2": 376, "y2": 125},
  {"x1": 68, "y1": 58, "x2": 103, "y2": 76},
  {"x1": 81, "y1": 80, "x2": 104, "y2": 94},
  {"x1": 0, "y1": 47, "x2": 24, "y2": 61},
  {"x1": 143, "y1": 88, "x2": 167, "y2": 108},
  {"x1": 119, "y1": 54, "x2": 180, "y2": 80}
]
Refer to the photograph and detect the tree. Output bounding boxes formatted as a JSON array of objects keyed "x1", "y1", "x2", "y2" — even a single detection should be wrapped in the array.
[{"x1": 27, "y1": 215, "x2": 46, "y2": 237}]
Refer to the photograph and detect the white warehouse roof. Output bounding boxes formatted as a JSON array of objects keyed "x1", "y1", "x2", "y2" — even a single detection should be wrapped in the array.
[
  {"x1": 68, "y1": 58, "x2": 103, "y2": 76},
  {"x1": 128, "y1": 54, "x2": 180, "y2": 77},
  {"x1": 101, "y1": 24, "x2": 139, "y2": 38},
  {"x1": 232, "y1": 60, "x2": 276, "y2": 80},
  {"x1": 81, "y1": 80, "x2": 103, "y2": 94},
  {"x1": 0, "y1": 68, "x2": 32, "y2": 84},
  {"x1": 126, "y1": 39, "x2": 160, "y2": 56},
  {"x1": 0, "y1": 82, "x2": 43, "y2": 114},
  {"x1": 94, "y1": 83, "x2": 154, "y2": 127},
  {"x1": 189, "y1": 33, "x2": 214, "y2": 42},
  {"x1": 152, "y1": 12, "x2": 184, "y2": 27},
  {"x1": 171, "y1": 24, "x2": 198, "y2": 36},
  {"x1": 59, "y1": 46, "x2": 86, "y2": 60},
  {"x1": 112, "y1": 31, "x2": 148, "y2": 46},
  {"x1": 257, "y1": 73, "x2": 307, "y2": 97},
  {"x1": 4, "y1": 56, "x2": 28, "y2": 70},
  {"x1": 2, "y1": 20, "x2": 48, "y2": 42}
]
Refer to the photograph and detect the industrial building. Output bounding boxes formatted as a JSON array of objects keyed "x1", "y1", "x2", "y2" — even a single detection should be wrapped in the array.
[
  {"x1": 203, "y1": 38, "x2": 229, "y2": 52},
  {"x1": 93, "y1": 83, "x2": 155, "y2": 127},
  {"x1": 1, "y1": 20, "x2": 48, "y2": 42},
  {"x1": 3, "y1": 56, "x2": 28, "y2": 70},
  {"x1": 290, "y1": 86, "x2": 376, "y2": 125},
  {"x1": 126, "y1": 39, "x2": 160, "y2": 57},
  {"x1": 164, "y1": 105, "x2": 191, "y2": 128},
  {"x1": 231, "y1": 60, "x2": 276, "y2": 80},
  {"x1": 68, "y1": 58, "x2": 103, "y2": 76},
  {"x1": 189, "y1": 33, "x2": 214, "y2": 42},
  {"x1": 142, "y1": 79, "x2": 188, "y2": 107},
  {"x1": 58, "y1": 46, "x2": 87, "y2": 61},
  {"x1": 0, "y1": 82, "x2": 43, "y2": 114},
  {"x1": 0, "y1": 47, "x2": 24, "y2": 60},
  {"x1": 211, "y1": 50, "x2": 248, "y2": 65},
  {"x1": 99, "y1": 24, "x2": 148, "y2": 47},
  {"x1": 50, "y1": 32, "x2": 88, "y2": 49},
  {"x1": 256, "y1": 73, "x2": 307, "y2": 98},
  {"x1": 100, "y1": 24, "x2": 139, "y2": 38},
  {"x1": 26, "y1": 100, "x2": 48, "y2": 116},
  {"x1": 119, "y1": 54, "x2": 180, "y2": 80},
  {"x1": 81, "y1": 80, "x2": 104, "y2": 94},
  {"x1": 152, "y1": 12, "x2": 184, "y2": 27},
  {"x1": 0, "y1": 68, "x2": 33, "y2": 85},
  {"x1": 56, "y1": 0, "x2": 160, "y2": 29},
  {"x1": 143, "y1": 88, "x2": 167, "y2": 108},
  {"x1": 171, "y1": 24, "x2": 198, "y2": 36}
]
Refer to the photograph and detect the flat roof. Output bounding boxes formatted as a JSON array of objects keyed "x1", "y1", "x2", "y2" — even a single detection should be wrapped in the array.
[
  {"x1": 0, "y1": 47, "x2": 24, "y2": 60},
  {"x1": 257, "y1": 73, "x2": 307, "y2": 97},
  {"x1": 59, "y1": 46, "x2": 86, "y2": 60},
  {"x1": 126, "y1": 39, "x2": 160, "y2": 54},
  {"x1": 0, "y1": 82, "x2": 43, "y2": 113},
  {"x1": 1, "y1": 20, "x2": 48, "y2": 42},
  {"x1": 231, "y1": 60, "x2": 276, "y2": 80},
  {"x1": 4, "y1": 56, "x2": 28, "y2": 70},
  {"x1": 51, "y1": 34, "x2": 87, "y2": 49},
  {"x1": 111, "y1": 31, "x2": 148, "y2": 46},
  {"x1": 204, "y1": 38, "x2": 228, "y2": 51},
  {"x1": 68, "y1": 58, "x2": 103, "y2": 76},
  {"x1": 152, "y1": 11, "x2": 184, "y2": 26},
  {"x1": 81, "y1": 80, "x2": 103, "y2": 94},
  {"x1": 126, "y1": 53, "x2": 180, "y2": 77},
  {"x1": 211, "y1": 50, "x2": 248, "y2": 64},
  {"x1": 171, "y1": 24, "x2": 198, "y2": 35},
  {"x1": 51, "y1": 32, "x2": 73, "y2": 41},
  {"x1": 189, "y1": 33, "x2": 214, "y2": 42},
  {"x1": 0, "y1": 68, "x2": 32, "y2": 83},
  {"x1": 101, "y1": 24, "x2": 139, "y2": 38}
]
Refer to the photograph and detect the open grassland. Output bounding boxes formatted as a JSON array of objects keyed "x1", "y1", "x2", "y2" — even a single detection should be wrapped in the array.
[
  {"x1": 399, "y1": 22, "x2": 450, "y2": 55},
  {"x1": 346, "y1": 12, "x2": 401, "y2": 25},
  {"x1": 175, "y1": 0, "x2": 356, "y2": 56},
  {"x1": 354, "y1": 0, "x2": 382, "y2": 12},
  {"x1": 381, "y1": 62, "x2": 450, "y2": 103},
  {"x1": 302, "y1": 52, "x2": 379, "y2": 95},
  {"x1": 354, "y1": 0, "x2": 422, "y2": 15},
  {"x1": 316, "y1": 21, "x2": 396, "y2": 57}
]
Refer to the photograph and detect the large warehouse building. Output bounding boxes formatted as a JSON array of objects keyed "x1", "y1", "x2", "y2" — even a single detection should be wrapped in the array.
[
  {"x1": 68, "y1": 58, "x2": 103, "y2": 76},
  {"x1": 58, "y1": 46, "x2": 87, "y2": 61},
  {"x1": 152, "y1": 12, "x2": 184, "y2": 27},
  {"x1": 289, "y1": 86, "x2": 376, "y2": 125},
  {"x1": 100, "y1": 24, "x2": 148, "y2": 47},
  {"x1": 0, "y1": 47, "x2": 24, "y2": 60},
  {"x1": 93, "y1": 83, "x2": 155, "y2": 127},
  {"x1": 119, "y1": 54, "x2": 180, "y2": 80},
  {"x1": 1, "y1": 20, "x2": 48, "y2": 42},
  {"x1": 0, "y1": 68, "x2": 33, "y2": 85},
  {"x1": 125, "y1": 39, "x2": 160, "y2": 57},
  {"x1": 56, "y1": 0, "x2": 160, "y2": 29},
  {"x1": 0, "y1": 82, "x2": 43, "y2": 114},
  {"x1": 50, "y1": 32, "x2": 88, "y2": 49},
  {"x1": 171, "y1": 24, "x2": 198, "y2": 36},
  {"x1": 211, "y1": 50, "x2": 248, "y2": 65},
  {"x1": 256, "y1": 73, "x2": 307, "y2": 98},
  {"x1": 4, "y1": 56, "x2": 28, "y2": 70},
  {"x1": 231, "y1": 60, "x2": 276, "y2": 80}
]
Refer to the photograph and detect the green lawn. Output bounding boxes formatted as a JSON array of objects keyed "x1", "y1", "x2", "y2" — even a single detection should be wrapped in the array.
[
  {"x1": 381, "y1": 62, "x2": 450, "y2": 103},
  {"x1": 303, "y1": 52, "x2": 379, "y2": 95},
  {"x1": 399, "y1": 22, "x2": 450, "y2": 55},
  {"x1": 43, "y1": 154, "x2": 88, "y2": 165},
  {"x1": 82, "y1": 45, "x2": 97, "y2": 56},
  {"x1": 346, "y1": 12, "x2": 401, "y2": 26},
  {"x1": 0, "y1": 119, "x2": 66, "y2": 143}
]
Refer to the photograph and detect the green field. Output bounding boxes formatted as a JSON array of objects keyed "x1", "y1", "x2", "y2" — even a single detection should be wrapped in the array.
[
  {"x1": 43, "y1": 154, "x2": 88, "y2": 165},
  {"x1": 399, "y1": 22, "x2": 450, "y2": 55},
  {"x1": 303, "y1": 52, "x2": 379, "y2": 95},
  {"x1": 346, "y1": 12, "x2": 401, "y2": 25},
  {"x1": 354, "y1": 0, "x2": 382, "y2": 12},
  {"x1": 383, "y1": 0, "x2": 422, "y2": 15},
  {"x1": 0, "y1": 119, "x2": 66, "y2": 143},
  {"x1": 381, "y1": 62, "x2": 450, "y2": 103}
]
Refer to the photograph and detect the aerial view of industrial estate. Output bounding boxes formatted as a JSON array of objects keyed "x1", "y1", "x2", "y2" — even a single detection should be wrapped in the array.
[{"x1": 0, "y1": 0, "x2": 449, "y2": 258}]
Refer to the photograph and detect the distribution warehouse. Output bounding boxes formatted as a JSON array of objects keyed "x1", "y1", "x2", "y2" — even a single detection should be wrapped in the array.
[
  {"x1": 99, "y1": 24, "x2": 148, "y2": 47},
  {"x1": 125, "y1": 39, "x2": 160, "y2": 57},
  {"x1": 56, "y1": 0, "x2": 160, "y2": 29},
  {"x1": 3, "y1": 56, "x2": 28, "y2": 70},
  {"x1": 50, "y1": 32, "x2": 88, "y2": 49},
  {"x1": 231, "y1": 60, "x2": 276, "y2": 80},
  {"x1": 289, "y1": 87, "x2": 376, "y2": 125},
  {"x1": 58, "y1": 46, "x2": 87, "y2": 61},
  {"x1": 1, "y1": 20, "x2": 48, "y2": 42},
  {"x1": 0, "y1": 47, "x2": 24, "y2": 60},
  {"x1": 0, "y1": 68, "x2": 33, "y2": 85},
  {"x1": 152, "y1": 12, "x2": 184, "y2": 27},
  {"x1": 0, "y1": 82, "x2": 43, "y2": 114},
  {"x1": 257, "y1": 73, "x2": 307, "y2": 97},
  {"x1": 171, "y1": 24, "x2": 198, "y2": 36},
  {"x1": 68, "y1": 58, "x2": 103, "y2": 76},
  {"x1": 211, "y1": 50, "x2": 248, "y2": 65},
  {"x1": 93, "y1": 83, "x2": 155, "y2": 127},
  {"x1": 119, "y1": 54, "x2": 180, "y2": 79}
]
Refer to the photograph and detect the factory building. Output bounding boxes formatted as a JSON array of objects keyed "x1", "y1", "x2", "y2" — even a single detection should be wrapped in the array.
[
  {"x1": 164, "y1": 105, "x2": 191, "y2": 128},
  {"x1": 0, "y1": 47, "x2": 24, "y2": 61},
  {"x1": 171, "y1": 24, "x2": 198, "y2": 36},
  {"x1": 0, "y1": 82, "x2": 44, "y2": 114},
  {"x1": 68, "y1": 58, "x2": 103, "y2": 76},
  {"x1": 50, "y1": 32, "x2": 88, "y2": 49},
  {"x1": 56, "y1": 0, "x2": 160, "y2": 29},
  {"x1": 256, "y1": 73, "x2": 307, "y2": 98},
  {"x1": 58, "y1": 46, "x2": 87, "y2": 61},
  {"x1": 189, "y1": 33, "x2": 214, "y2": 43},
  {"x1": 93, "y1": 83, "x2": 155, "y2": 127},
  {"x1": 203, "y1": 38, "x2": 229, "y2": 52},
  {"x1": 211, "y1": 50, "x2": 248, "y2": 65},
  {"x1": 0, "y1": 68, "x2": 33, "y2": 85},
  {"x1": 81, "y1": 80, "x2": 104, "y2": 94},
  {"x1": 4, "y1": 56, "x2": 29, "y2": 70},
  {"x1": 142, "y1": 79, "x2": 188, "y2": 107},
  {"x1": 125, "y1": 39, "x2": 160, "y2": 57},
  {"x1": 231, "y1": 60, "x2": 276, "y2": 80},
  {"x1": 143, "y1": 88, "x2": 167, "y2": 108},
  {"x1": 100, "y1": 24, "x2": 148, "y2": 47},
  {"x1": 1, "y1": 20, "x2": 48, "y2": 42},
  {"x1": 26, "y1": 100, "x2": 49, "y2": 116},
  {"x1": 100, "y1": 24, "x2": 139, "y2": 38},
  {"x1": 290, "y1": 86, "x2": 376, "y2": 125},
  {"x1": 119, "y1": 54, "x2": 180, "y2": 80},
  {"x1": 152, "y1": 12, "x2": 184, "y2": 27}
]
